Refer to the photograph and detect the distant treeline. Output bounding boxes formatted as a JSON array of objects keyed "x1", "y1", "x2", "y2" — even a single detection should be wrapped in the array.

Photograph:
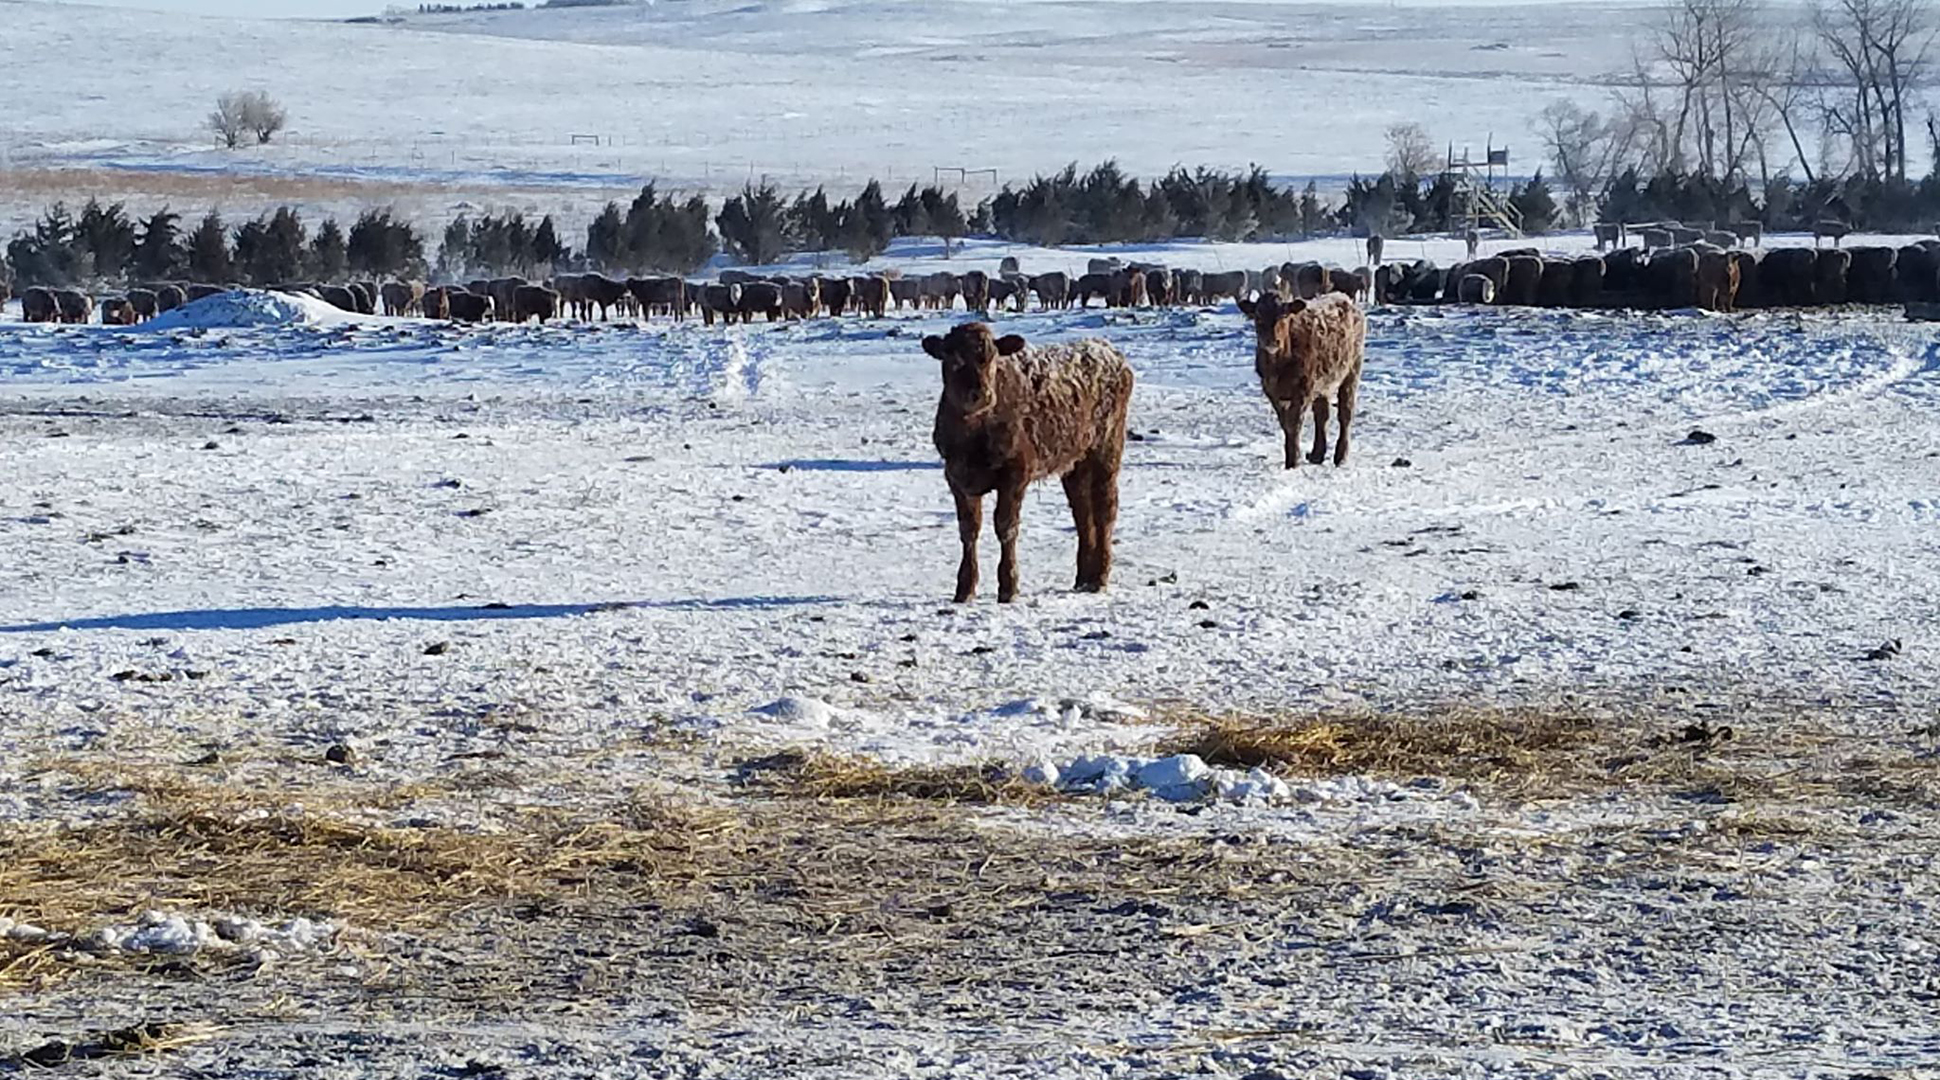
[{"x1": 5, "y1": 158, "x2": 1931, "y2": 292}]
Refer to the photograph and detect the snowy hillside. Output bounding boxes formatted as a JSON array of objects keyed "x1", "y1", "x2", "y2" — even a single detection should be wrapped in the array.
[{"x1": 1, "y1": 0, "x2": 1665, "y2": 216}]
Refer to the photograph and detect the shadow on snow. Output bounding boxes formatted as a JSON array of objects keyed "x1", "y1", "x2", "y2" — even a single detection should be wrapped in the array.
[{"x1": 0, "y1": 596, "x2": 838, "y2": 633}]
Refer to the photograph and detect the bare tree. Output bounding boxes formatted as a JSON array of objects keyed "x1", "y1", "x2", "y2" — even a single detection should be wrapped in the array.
[
  {"x1": 208, "y1": 90, "x2": 288, "y2": 150},
  {"x1": 243, "y1": 91, "x2": 288, "y2": 145},
  {"x1": 208, "y1": 92, "x2": 250, "y2": 149},
  {"x1": 1535, "y1": 100, "x2": 1634, "y2": 225},
  {"x1": 1383, "y1": 122, "x2": 1441, "y2": 180},
  {"x1": 1810, "y1": 0, "x2": 1931, "y2": 181}
]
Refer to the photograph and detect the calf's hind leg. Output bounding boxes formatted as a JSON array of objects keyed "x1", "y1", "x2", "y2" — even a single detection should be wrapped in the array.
[
  {"x1": 1062, "y1": 469, "x2": 1098, "y2": 593},
  {"x1": 1308, "y1": 396, "x2": 1331, "y2": 465},
  {"x1": 1086, "y1": 455, "x2": 1121, "y2": 591},
  {"x1": 1334, "y1": 375, "x2": 1358, "y2": 466}
]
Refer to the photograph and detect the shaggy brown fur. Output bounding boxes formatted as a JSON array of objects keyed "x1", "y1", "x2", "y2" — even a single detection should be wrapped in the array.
[
  {"x1": 126, "y1": 288, "x2": 158, "y2": 321},
  {"x1": 187, "y1": 284, "x2": 224, "y2": 302},
  {"x1": 155, "y1": 284, "x2": 188, "y2": 313},
  {"x1": 1696, "y1": 249, "x2": 1740, "y2": 311},
  {"x1": 1237, "y1": 292, "x2": 1366, "y2": 469},
  {"x1": 925, "y1": 323, "x2": 1134, "y2": 604},
  {"x1": 421, "y1": 286, "x2": 452, "y2": 320}
]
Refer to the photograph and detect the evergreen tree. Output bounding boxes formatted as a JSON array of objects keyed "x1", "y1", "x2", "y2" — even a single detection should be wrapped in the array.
[
  {"x1": 134, "y1": 208, "x2": 184, "y2": 281},
  {"x1": 715, "y1": 182, "x2": 788, "y2": 265},
  {"x1": 310, "y1": 218, "x2": 348, "y2": 281},
  {"x1": 77, "y1": 199, "x2": 137, "y2": 281},
  {"x1": 187, "y1": 212, "x2": 233, "y2": 282},
  {"x1": 1510, "y1": 171, "x2": 1558, "y2": 235},
  {"x1": 533, "y1": 215, "x2": 567, "y2": 271}
]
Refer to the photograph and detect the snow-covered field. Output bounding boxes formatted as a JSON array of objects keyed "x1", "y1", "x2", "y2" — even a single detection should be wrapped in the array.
[
  {"x1": 3, "y1": 244, "x2": 1938, "y2": 1075},
  {"x1": 0, "y1": 0, "x2": 1699, "y2": 240}
]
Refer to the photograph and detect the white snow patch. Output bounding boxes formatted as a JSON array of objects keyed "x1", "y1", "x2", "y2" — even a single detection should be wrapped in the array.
[
  {"x1": 1049, "y1": 752, "x2": 1291, "y2": 805},
  {"x1": 140, "y1": 289, "x2": 365, "y2": 332},
  {"x1": 1, "y1": 910, "x2": 336, "y2": 960}
]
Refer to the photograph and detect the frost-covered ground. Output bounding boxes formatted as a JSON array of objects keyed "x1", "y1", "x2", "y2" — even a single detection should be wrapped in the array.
[
  {"x1": 2, "y1": 251, "x2": 1938, "y2": 1076},
  {"x1": 0, "y1": 0, "x2": 1713, "y2": 240}
]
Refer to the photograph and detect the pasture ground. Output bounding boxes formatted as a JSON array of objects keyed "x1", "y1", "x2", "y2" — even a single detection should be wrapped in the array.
[{"x1": 1, "y1": 284, "x2": 1938, "y2": 1077}]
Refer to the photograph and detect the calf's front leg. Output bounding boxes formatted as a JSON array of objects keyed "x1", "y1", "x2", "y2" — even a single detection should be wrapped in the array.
[{"x1": 952, "y1": 486, "x2": 983, "y2": 603}]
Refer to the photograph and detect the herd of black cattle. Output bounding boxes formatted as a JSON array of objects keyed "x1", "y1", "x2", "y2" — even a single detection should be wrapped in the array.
[{"x1": 3, "y1": 230, "x2": 1934, "y2": 326}]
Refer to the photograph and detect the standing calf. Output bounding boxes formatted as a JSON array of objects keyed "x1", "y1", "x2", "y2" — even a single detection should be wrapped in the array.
[
  {"x1": 925, "y1": 322, "x2": 1134, "y2": 604},
  {"x1": 1236, "y1": 293, "x2": 1367, "y2": 469}
]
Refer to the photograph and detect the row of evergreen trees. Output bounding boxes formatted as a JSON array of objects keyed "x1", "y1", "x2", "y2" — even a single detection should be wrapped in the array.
[
  {"x1": 1594, "y1": 169, "x2": 1940, "y2": 233},
  {"x1": 23, "y1": 162, "x2": 1928, "y2": 293},
  {"x1": 3, "y1": 200, "x2": 425, "y2": 288}
]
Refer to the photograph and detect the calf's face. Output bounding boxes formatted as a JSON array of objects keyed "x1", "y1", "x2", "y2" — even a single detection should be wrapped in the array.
[{"x1": 923, "y1": 323, "x2": 1026, "y2": 415}]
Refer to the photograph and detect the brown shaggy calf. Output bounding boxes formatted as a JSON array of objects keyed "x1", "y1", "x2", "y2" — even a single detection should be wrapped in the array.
[
  {"x1": 1236, "y1": 292, "x2": 1367, "y2": 469},
  {"x1": 1696, "y1": 249, "x2": 1740, "y2": 311},
  {"x1": 925, "y1": 322, "x2": 1134, "y2": 604}
]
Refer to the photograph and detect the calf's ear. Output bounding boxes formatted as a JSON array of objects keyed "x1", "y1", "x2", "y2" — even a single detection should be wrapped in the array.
[
  {"x1": 1286, "y1": 299, "x2": 1307, "y2": 314},
  {"x1": 994, "y1": 334, "x2": 1027, "y2": 356},
  {"x1": 922, "y1": 335, "x2": 947, "y2": 360}
]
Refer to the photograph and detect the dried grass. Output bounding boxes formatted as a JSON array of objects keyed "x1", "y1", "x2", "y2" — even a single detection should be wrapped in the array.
[{"x1": 1162, "y1": 708, "x2": 1606, "y2": 792}]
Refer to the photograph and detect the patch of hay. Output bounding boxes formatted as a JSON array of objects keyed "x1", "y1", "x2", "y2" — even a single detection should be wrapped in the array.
[{"x1": 1163, "y1": 708, "x2": 1603, "y2": 789}]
